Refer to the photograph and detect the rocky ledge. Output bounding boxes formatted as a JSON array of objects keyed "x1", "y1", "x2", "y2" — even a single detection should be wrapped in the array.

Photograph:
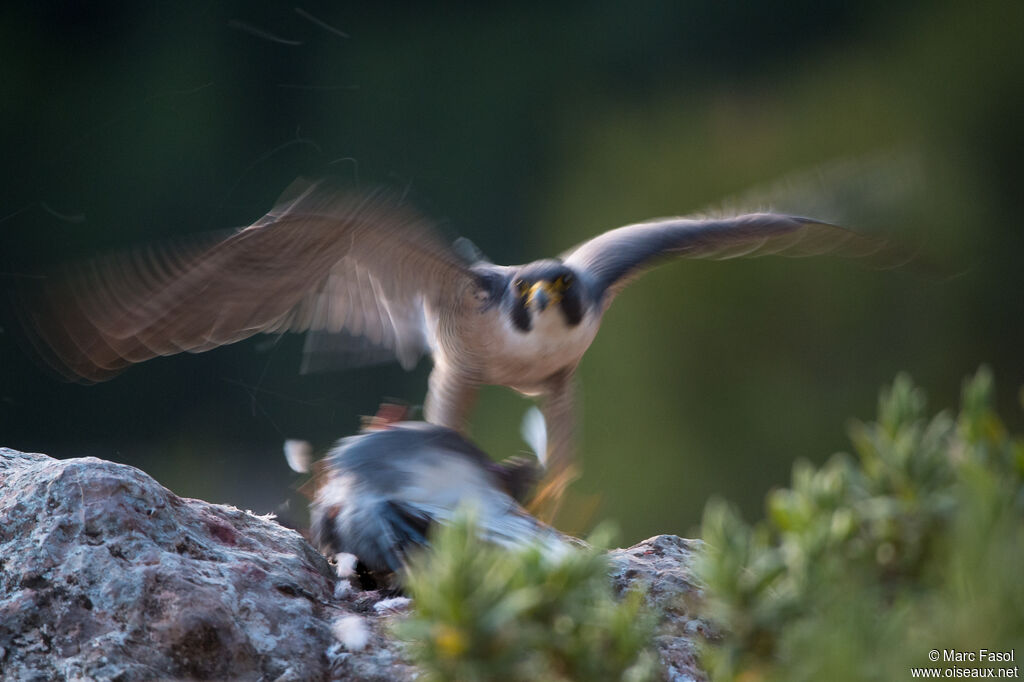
[{"x1": 0, "y1": 448, "x2": 710, "y2": 681}]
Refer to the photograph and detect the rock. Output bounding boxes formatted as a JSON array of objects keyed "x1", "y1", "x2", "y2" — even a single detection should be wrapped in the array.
[
  {"x1": 0, "y1": 448, "x2": 709, "y2": 681},
  {"x1": 0, "y1": 448, "x2": 411, "y2": 681},
  {"x1": 609, "y1": 535, "x2": 716, "y2": 682}
]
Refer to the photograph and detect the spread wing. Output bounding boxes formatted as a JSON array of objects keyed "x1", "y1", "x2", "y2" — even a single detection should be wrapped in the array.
[
  {"x1": 21, "y1": 178, "x2": 475, "y2": 382},
  {"x1": 563, "y1": 213, "x2": 908, "y2": 309}
]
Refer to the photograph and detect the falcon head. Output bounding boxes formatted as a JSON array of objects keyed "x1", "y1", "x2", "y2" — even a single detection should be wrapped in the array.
[{"x1": 505, "y1": 261, "x2": 586, "y2": 332}]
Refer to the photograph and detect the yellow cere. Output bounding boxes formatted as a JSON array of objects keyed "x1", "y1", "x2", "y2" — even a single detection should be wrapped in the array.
[{"x1": 528, "y1": 280, "x2": 563, "y2": 305}]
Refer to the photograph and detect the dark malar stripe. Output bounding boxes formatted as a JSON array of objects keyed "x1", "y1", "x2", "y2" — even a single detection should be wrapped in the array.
[
  {"x1": 511, "y1": 299, "x2": 532, "y2": 332},
  {"x1": 559, "y1": 290, "x2": 583, "y2": 327}
]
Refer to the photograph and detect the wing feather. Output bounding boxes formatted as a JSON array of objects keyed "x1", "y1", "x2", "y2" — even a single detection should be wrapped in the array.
[
  {"x1": 563, "y1": 213, "x2": 907, "y2": 309},
  {"x1": 21, "y1": 178, "x2": 473, "y2": 382}
]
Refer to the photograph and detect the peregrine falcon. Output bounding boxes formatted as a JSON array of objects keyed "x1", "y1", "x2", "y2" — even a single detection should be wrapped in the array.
[{"x1": 21, "y1": 178, "x2": 898, "y2": 493}]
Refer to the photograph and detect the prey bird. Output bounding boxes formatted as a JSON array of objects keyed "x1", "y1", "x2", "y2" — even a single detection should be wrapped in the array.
[
  {"x1": 310, "y1": 414, "x2": 569, "y2": 577},
  {"x1": 20, "y1": 177, "x2": 902, "y2": 502}
]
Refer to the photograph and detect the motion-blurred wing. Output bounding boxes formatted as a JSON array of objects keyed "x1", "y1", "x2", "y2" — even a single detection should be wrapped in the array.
[
  {"x1": 21, "y1": 179, "x2": 474, "y2": 382},
  {"x1": 563, "y1": 213, "x2": 905, "y2": 309}
]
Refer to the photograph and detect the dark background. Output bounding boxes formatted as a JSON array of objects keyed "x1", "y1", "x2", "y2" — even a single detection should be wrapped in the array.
[{"x1": 2, "y1": 1, "x2": 1022, "y2": 542}]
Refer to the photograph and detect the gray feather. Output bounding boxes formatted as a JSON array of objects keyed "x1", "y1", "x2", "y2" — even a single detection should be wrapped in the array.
[
  {"x1": 310, "y1": 422, "x2": 572, "y2": 575},
  {"x1": 563, "y1": 213, "x2": 904, "y2": 308}
]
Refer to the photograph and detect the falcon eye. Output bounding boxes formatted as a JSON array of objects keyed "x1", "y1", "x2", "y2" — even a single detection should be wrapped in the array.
[{"x1": 514, "y1": 279, "x2": 529, "y2": 296}]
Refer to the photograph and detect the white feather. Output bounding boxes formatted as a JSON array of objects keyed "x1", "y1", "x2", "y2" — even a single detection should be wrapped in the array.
[
  {"x1": 373, "y1": 597, "x2": 412, "y2": 613},
  {"x1": 283, "y1": 439, "x2": 313, "y2": 473},
  {"x1": 334, "y1": 552, "x2": 358, "y2": 578},
  {"x1": 520, "y1": 407, "x2": 548, "y2": 467},
  {"x1": 331, "y1": 615, "x2": 370, "y2": 651}
]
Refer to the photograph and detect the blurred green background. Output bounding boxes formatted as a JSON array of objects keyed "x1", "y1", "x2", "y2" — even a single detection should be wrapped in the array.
[{"x1": 1, "y1": 1, "x2": 1021, "y2": 543}]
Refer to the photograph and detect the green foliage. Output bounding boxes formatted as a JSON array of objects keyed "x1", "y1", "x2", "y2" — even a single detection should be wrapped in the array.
[
  {"x1": 699, "y1": 368, "x2": 1024, "y2": 681},
  {"x1": 397, "y1": 518, "x2": 659, "y2": 682}
]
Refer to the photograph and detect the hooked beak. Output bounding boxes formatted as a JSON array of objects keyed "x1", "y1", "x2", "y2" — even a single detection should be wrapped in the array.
[{"x1": 527, "y1": 281, "x2": 559, "y2": 311}]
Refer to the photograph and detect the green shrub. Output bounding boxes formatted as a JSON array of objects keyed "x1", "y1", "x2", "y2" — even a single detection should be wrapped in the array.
[
  {"x1": 398, "y1": 518, "x2": 659, "y2": 682},
  {"x1": 699, "y1": 368, "x2": 1024, "y2": 681}
]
